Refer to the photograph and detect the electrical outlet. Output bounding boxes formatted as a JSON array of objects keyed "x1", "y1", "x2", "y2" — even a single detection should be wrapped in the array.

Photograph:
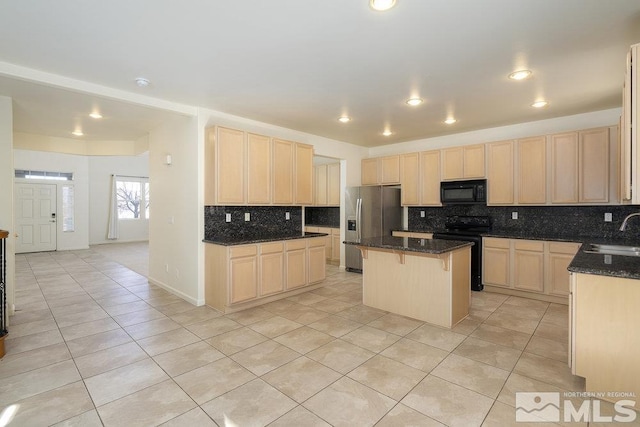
[
  {"x1": 512, "y1": 212, "x2": 518, "y2": 220},
  {"x1": 286, "y1": 212, "x2": 290, "y2": 220},
  {"x1": 244, "y1": 212, "x2": 250, "y2": 221},
  {"x1": 420, "y1": 211, "x2": 425, "y2": 218},
  {"x1": 225, "y1": 213, "x2": 231, "y2": 223},
  {"x1": 604, "y1": 212, "x2": 612, "y2": 222}
]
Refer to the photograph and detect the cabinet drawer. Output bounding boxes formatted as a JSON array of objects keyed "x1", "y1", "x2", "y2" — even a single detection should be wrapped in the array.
[
  {"x1": 549, "y1": 242, "x2": 581, "y2": 254},
  {"x1": 331, "y1": 228, "x2": 340, "y2": 236},
  {"x1": 229, "y1": 245, "x2": 258, "y2": 258},
  {"x1": 307, "y1": 237, "x2": 325, "y2": 248},
  {"x1": 261, "y1": 242, "x2": 284, "y2": 254},
  {"x1": 305, "y1": 226, "x2": 319, "y2": 233},
  {"x1": 317, "y1": 227, "x2": 332, "y2": 235},
  {"x1": 484, "y1": 237, "x2": 510, "y2": 249},
  {"x1": 286, "y1": 239, "x2": 307, "y2": 251},
  {"x1": 514, "y1": 240, "x2": 544, "y2": 252}
]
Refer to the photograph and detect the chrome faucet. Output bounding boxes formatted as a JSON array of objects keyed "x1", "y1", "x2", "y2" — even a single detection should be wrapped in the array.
[{"x1": 619, "y1": 212, "x2": 640, "y2": 231}]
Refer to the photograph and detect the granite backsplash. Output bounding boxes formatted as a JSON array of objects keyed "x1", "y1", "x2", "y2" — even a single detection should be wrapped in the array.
[
  {"x1": 408, "y1": 205, "x2": 640, "y2": 239},
  {"x1": 305, "y1": 207, "x2": 340, "y2": 227},
  {"x1": 205, "y1": 206, "x2": 302, "y2": 241}
]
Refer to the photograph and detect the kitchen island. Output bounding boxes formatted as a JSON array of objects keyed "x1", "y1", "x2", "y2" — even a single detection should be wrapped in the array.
[{"x1": 344, "y1": 236, "x2": 473, "y2": 328}]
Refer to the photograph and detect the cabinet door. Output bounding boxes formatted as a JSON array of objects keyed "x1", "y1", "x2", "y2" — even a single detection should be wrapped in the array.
[
  {"x1": 272, "y1": 139, "x2": 294, "y2": 204},
  {"x1": 441, "y1": 147, "x2": 464, "y2": 180},
  {"x1": 247, "y1": 133, "x2": 272, "y2": 204},
  {"x1": 579, "y1": 128, "x2": 609, "y2": 203},
  {"x1": 308, "y1": 245, "x2": 327, "y2": 283},
  {"x1": 286, "y1": 249, "x2": 307, "y2": 289},
  {"x1": 518, "y1": 136, "x2": 547, "y2": 204},
  {"x1": 420, "y1": 150, "x2": 441, "y2": 205},
  {"x1": 317, "y1": 227, "x2": 332, "y2": 259},
  {"x1": 204, "y1": 128, "x2": 216, "y2": 205},
  {"x1": 381, "y1": 155, "x2": 400, "y2": 184},
  {"x1": 216, "y1": 127, "x2": 246, "y2": 205},
  {"x1": 487, "y1": 141, "x2": 514, "y2": 204},
  {"x1": 327, "y1": 163, "x2": 340, "y2": 206},
  {"x1": 547, "y1": 242, "x2": 581, "y2": 296},
  {"x1": 513, "y1": 241, "x2": 545, "y2": 293},
  {"x1": 550, "y1": 132, "x2": 579, "y2": 204},
  {"x1": 361, "y1": 158, "x2": 380, "y2": 185},
  {"x1": 483, "y1": 247, "x2": 510, "y2": 287},
  {"x1": 229, "y1": 256, "x2": 258, "y2": 303},
  {"x1": 260, "y1": 252, "x2": 284, "y2": 296},
  {"x1": 401, "y1": 153, "x2": 420, "y2": 206},
  {"x1": 463, "y1": 144, "x2": 486, "y2": 178},
  {"x1": 314, "y1": 165, "x2": 328, "y2": 206},
  {"x1": 295, "y1": 143, "x2": 314, "y2": 205},
  {"x1": 331, "y1": 234, "x2": 341, "y2": 261}
]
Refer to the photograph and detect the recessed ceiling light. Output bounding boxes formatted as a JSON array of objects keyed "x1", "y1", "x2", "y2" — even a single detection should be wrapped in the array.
[
  {"x1": 531, "y1": 100, "x2": 549, "y2": 108},
  {"x1": 72, "y1": 130, "x2": 84, "y2": 136},
  {"x1": 444, "y1": 118, "x2": 457, "y2": 125},
  {"x1": 135, "y1": 77, "x2": 151, "y2": 88},
  {"x1": 406, "y1": 97, "x2": 423, "y2": 106},
  {"x1": 370, "y1": 0, "x2": 396, "y2": 11},
  {"x1": 382, "y1": 130, "x2": 393, "y2": 136},
  {"x1": 508, "y1": 69, "x2": 532, "y2": 80},
  {"x1": 89, "y1": 112, "x2": 102, "y2": 119},
  {"x1": 338, "y1": 116, "x2": 352, "y2": 123}
]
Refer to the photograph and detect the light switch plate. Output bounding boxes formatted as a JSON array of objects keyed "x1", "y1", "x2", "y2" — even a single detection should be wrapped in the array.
[
  {"x1": 604, "y1": 212, "x2": 612, "y2": 222},
  {"x1": 420, "y1": 211, "x2": 425, "y2": 218},
  {"x1": 225, "y1": 213, "x2": 231, "y2": 223},
  {"x1": 512, "y1": 212, "x2": 518, "y2": 220},
  {"x1": 244, "y1": 212, "x2": 250, "y2": 222},
  {"x1": 286, "y1": 212, "x2": 290, "y2": 220}
]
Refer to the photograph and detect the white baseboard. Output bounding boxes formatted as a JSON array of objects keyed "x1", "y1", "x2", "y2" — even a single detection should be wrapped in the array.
[{"x1": 147, "y1": 276, "x2": 204, "y2": 306}]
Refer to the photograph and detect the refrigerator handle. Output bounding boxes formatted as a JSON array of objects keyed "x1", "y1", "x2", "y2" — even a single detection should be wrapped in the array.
[{"x1": 356, "y1": 198, "x2": 362, "y2": 241}]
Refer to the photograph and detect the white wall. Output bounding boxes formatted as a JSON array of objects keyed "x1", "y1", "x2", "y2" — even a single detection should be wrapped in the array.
[
  {"x1": 88, "y1": 154, "x2": 149, "y2": 244},
  {"x1": 369, "y1": 108, "x2": 622, "y2": 156},
  {"x1": 13, "y1": 149, "x2": 90, "y2": 251},
  {"x1": 0, "y1": 96, "x2": 15, "y2": 318},
  {"x1": 148, "y1": 114, "x2": 200, "y2": 304}
]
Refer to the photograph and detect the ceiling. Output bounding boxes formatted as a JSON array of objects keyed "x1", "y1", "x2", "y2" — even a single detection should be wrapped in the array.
[{"x1": 0, "y1": 0, "x2": 639, "y2": 147}]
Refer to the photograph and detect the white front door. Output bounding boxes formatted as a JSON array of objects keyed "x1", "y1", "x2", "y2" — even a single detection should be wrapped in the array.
[{"x1": 15, "y1": 183, "x2": 57, "y2": 253}]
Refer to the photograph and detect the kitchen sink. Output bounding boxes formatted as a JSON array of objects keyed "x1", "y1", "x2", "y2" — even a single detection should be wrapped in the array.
[{"x1": 584, "y1": 243, "x2": 640, "y2": 257}]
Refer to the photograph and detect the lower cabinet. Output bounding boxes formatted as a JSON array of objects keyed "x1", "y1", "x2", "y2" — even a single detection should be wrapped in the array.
[
  {"x1": 305, "y1": 226, "x2": 341, "y2": 262},
  {"x1": 205, "y1": 237, "x2": 326, "y2": 312},
  {"x1": 331, "y1": 228, "x2": 341, "y2": 263},
  {"x1": 483, "y1": 237, "x2": 580, "y2": 299}
]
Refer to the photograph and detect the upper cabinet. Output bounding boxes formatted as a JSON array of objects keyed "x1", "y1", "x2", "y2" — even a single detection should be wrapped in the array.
[
  {"x1": 361, "y1": 155, "x2": 400, "y2": 185},
  {"x1": 441, "y1": 144, "x2": 485, "y2": 181},
  {"x1": 400, "y1": 150, "x2": 441, "y2": 206},
  {"x1": 486, "y1": 140, "x2": 515, "y2": 205},
  {"x1": 517, "y1": 136, "x2": 547, "y2": 204},
  {"x1": 205, "y1": 127, "x2": 314, "y2": 206},
  {"x1": 313, "y1": 162, "x2": 340, "y2": 206},
  {"x1": 621, "y1": 42, "x2": 638, "y2": 204}
]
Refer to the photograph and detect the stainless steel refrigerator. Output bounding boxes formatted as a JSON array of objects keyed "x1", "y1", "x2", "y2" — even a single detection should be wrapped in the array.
[{"x1": 345, "y1": 186, "x2": 402, "y2": 272}]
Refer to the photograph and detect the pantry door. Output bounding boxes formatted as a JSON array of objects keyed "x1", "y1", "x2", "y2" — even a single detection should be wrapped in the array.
[{"x1": 15, "y1": 183, "x2": 57, "y2": 253}]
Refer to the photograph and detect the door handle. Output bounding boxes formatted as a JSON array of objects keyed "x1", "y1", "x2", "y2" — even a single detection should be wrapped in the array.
[{"x1": 49, "y1": 220, "x2": 56, "y2": 223}]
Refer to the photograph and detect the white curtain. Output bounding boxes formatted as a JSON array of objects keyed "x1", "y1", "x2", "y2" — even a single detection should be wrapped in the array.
[{"x1": 107, "y1": 174, "x2": 119, "y2": 240}]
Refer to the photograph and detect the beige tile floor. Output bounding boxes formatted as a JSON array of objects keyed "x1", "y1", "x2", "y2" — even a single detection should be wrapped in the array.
[{"x1": 1, "y1": 244, "x2": 637, "y2": 426}]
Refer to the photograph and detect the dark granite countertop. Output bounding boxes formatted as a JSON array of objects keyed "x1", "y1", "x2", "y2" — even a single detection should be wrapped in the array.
[
  {"x1": 204, "y1": 232, "x2": 328, "y2": 246},
  {"x1": 568, "y1": 242, "x2": 640, "y2": 280},
  {"x1": 344, "y1": 236, "x2": 473, "y2": 255}
]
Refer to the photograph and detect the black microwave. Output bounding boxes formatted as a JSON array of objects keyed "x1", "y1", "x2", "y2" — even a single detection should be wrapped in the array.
[{"x1": 440, "y1": 179, "x2": 487, "y2": 204}]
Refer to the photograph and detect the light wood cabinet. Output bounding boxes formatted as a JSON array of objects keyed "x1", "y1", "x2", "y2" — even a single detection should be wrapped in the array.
[
  {"x1": 331, "y1": 228, "x2": 341, "y2": 263},
  {"x1": 441, "y1": 144, "x2": 485, "y2": 180},
  {"x1": 550, "y1": 128, "x2": 610, "y2": 204},
  {"x1": 295, "y1": 143, "x2": 314, "y2": 205},
  {"x1": 487, "y1": 140, "x2": 515, "y2": 205},
  {"x1": 401, "y1": 152, "x2": 420, "y2": 206},
  {"x1": 327, "y1": 163, "x2": 340, "y2": 206},
  {"x1": 513, "y1": 240, "x2": 545, "y2": 293},
  {"x1": 207, "y1": 127, "x2": 246, "y2": 205},
  {"x1": 517, "y1": 136, "x2": 547, "y2": 204},
  {"x1": 361, "y1": 155, "x2": 400, "y2": 185},
  {"x1": 314, "y1": 165, "x2": 328, "y2": 205},
  {"x1": 463, "y1": 144, "x2": 486, "y2": 178},
  {"x1": 546, "y1": 242, "x2": 581, "y2": 296},
  {"x1": 259, "y1": 242, "x2": 284, "y2": 296},
  {"x1": 272, "y1": 139, "x2": 294, "y2": 205},
  {"x1": 420, "y1": 150, "x2": 442, "y2": 205},
  {"x1": 483, "y1": 237, "x2": 579, "y2": 298},
  {"x1": 482, "y1": 238, "x2": 511, "y2": 288},
  {"x1": 205, "y1": 237, "x2": 326, "y2": 312},
  {"x1": 313, "y1": 163, "x2": 340, "y2": 206},
  {"x1": 247, "y1": 133, "x2": 272, "y2": 204},
  {"x1": 316, "y1": 227, "x2": 333, "y2": 259},
  {"x1": 392, "y1": 231, "x2": 433, "y2": 239},
  {"x1": 441, "y1": 147, "x2": 464, "y2": 180}
]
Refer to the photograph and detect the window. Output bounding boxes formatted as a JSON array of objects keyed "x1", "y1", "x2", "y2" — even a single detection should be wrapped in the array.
[
  {"x1": 15, "y1": 170, "x2": 73, "y2": 180},
  {"x1": 116, "y1": 177, "x2": 150, "y2": 220},
  {"x1": 62, "y1": 184, "x2": 75, "y2": 232}
]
